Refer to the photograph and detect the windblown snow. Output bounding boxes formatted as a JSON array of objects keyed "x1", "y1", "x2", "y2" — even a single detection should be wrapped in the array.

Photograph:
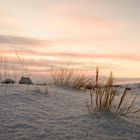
[{"x1": 0, "y1": 84, "x2": 140, "y2": 140}]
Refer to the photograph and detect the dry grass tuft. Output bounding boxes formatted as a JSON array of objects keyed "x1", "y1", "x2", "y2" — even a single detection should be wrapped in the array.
[
  {"x1": 86, "y1": 68, "x2": 140, "y2": 118},
  {"x1": 50, "y1": 66, "x2": 91, "y2": 90}
]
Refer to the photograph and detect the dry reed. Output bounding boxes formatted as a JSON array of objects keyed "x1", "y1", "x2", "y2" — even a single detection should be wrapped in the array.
[
  {"x1": 50, "y1": 66, "x2": 91, "y2": 90},
  {"x1": 86, "y1": 68, "x2": 140, "y2": 118}
]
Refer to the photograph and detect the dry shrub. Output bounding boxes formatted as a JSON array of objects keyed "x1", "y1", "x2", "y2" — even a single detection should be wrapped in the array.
[
  {"x1": 115, "y1": 88, "x2": 140, "y2": 117},
  {"x1": 87, "y1": 68, "x2": 140, "y2": 118},
  {"x1": 50, "y1": 66, "x2": 91, "y2": 90},
  {"x1": 50, "y1": 66, "x2": 74, "y2": 86}
]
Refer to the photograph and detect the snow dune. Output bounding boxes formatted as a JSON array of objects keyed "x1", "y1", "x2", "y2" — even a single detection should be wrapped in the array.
[{"x1": 0, "y1": 84, "x2": 140, "y2": 140}]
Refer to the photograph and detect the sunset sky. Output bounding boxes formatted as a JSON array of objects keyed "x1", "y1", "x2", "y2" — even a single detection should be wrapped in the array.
[{"x1": 0, "y1": 0, "x2": 140, "y2": 78}]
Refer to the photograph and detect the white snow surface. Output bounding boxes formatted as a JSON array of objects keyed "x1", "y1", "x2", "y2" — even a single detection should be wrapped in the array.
[{"x1": 0, "y1": 84, "x2": 140, "y2": 140}]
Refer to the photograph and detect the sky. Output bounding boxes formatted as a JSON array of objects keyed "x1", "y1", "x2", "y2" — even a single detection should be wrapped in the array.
[{"x1": 0, "y1": 0, "x2": 140, "y2": 78}]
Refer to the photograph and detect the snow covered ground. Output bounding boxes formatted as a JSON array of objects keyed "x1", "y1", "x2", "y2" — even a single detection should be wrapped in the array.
[{"x1": 0, "y1": 84, "x2": 140, "y2": 140}]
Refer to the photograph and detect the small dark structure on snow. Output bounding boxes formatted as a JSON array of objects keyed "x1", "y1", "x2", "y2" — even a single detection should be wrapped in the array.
[
  {"x1": 1, "y1": 79, "x2": 15, "y2": 84},
  {"x1": 19, "y1": 76, "x2": 33, "y2": 85}
]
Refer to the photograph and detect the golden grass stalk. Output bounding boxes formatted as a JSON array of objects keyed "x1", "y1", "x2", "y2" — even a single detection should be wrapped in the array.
[
  {"x1": 87, "y1": 68, "x2": 140, "y2": 118},
  {"x1": 50, "y1": 66, "x2": 91, "y2": 90}
]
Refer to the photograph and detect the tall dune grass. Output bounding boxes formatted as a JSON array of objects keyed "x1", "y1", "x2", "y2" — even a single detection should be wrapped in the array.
[
  {"x1": 86, "y1": 68, "x2": 140, "y2": 118},
  {"x1": 50, "y1": 66, "x2": 91, "y2": 90}
]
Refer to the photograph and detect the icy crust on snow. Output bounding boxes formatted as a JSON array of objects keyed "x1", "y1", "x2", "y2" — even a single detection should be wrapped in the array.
[{"x1": 0, "y1": 84, "x2": 140, "y2": 140}]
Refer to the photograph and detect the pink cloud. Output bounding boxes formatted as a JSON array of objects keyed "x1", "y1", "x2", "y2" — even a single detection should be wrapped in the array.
[
  {"x1": 45, "y1": 17, "x2": 126, "y2": 37},
  {"x1": 0, "y1": 54, "x2": 81, "y2": 70},
  {"x1": 72, "y1": 16, "x2": 126, "y2": 30},
  {"x1": 2, "y1": 49, "x2": 140, "y2": 62},
  {"x1": 47, "y1": 4, "x2": 125, "y2": 28},
  {"x1": 46, "y1": 4, "x2": 128, "y2": 33}
]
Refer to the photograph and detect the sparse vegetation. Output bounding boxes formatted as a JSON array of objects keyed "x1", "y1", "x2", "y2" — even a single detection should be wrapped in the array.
[
  {"x1": 50, "y1": 66, "x2": 92, "y2": 90},
  {"x1": 0, "y1": 49, "x2": 139, "y2": 118},
  {"x1": 86, "y1": 67, "x2": 140, "y2": 118}
]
